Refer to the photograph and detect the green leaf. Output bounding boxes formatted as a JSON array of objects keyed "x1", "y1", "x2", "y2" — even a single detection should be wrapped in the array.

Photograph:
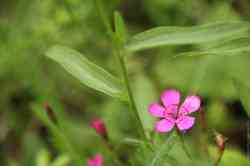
[
  {"x1": 36, "y1": 149, "x2": 50, "y2": 166},
  {"x1": 94, "y1": 0, "x2": 113, "y2": 36},
  {"x1": 126, "y1": 21, "x2": 250, "y2": 52},
  {"x1": 114, "y1": 11, "x2": 127, "y2": 45},
  {"x1": 51, "y1": 155, "x2": 71, "y2": 166},
  {"x1": 177, "y1": 37, "x2": 250, "y2": 57},
  {"x1": 45, "y1": 46, "x2": 127, "y2": 100},
  {"x1": 234, "y1": 79, "x2": 250, "y2": 117}
]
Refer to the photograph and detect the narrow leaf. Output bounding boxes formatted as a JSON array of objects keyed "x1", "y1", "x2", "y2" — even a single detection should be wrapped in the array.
[
  {"x1": 45, "y1": 46, "x2": 127, "y2": 100},
  {"x1": 94, "y1": 0, "x2": 113, "y2": 36},
  {"x1": 177, "y1": 37, "x2": 250, "y2": 57},
  {"x1": 126, "y1": 21, "x2": 250, "y2": 52},
  {"x1": 114, "y1": 11, "x2": 127, "y2": 45}
]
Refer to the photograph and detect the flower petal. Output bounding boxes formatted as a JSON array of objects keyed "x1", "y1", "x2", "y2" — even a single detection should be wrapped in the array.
[
  {"x1": 148, "y1": 103, "x2": 165, "y2": 117},
  {"x1": 94, "y1": 154, "x2": 103, "y2": 166},
  {"x1": 87, "y1": 159, "x2": 96, "y2": 166},
  {"x1": 155, "y1": 119, "x2": 175, "y2": 133},
  {"x1": 179, "y1": 96, "x2": 201, "y2": 115},
  {"x1": 88, "y1": 154, "x2": 103, "y2": 166},
  {"x1": 160, "y1": 89, "x2": 180, "y2": 109},
  {"x1": 176, "y1": 116, "x2": 195, "y2": 131},
  {"x1": 165, "y1": 105, "x2": 178, "y2": 118}
]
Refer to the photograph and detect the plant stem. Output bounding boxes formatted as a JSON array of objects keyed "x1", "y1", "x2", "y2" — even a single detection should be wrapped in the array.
[
  {"x1": 93, "y1": 0, "x2": 147, "y2": 141},
  {"x1": 115, "y1": 48, "x2": 147, "y2": 141},
  {"x1": 214, "y1": 151, "x2": 224, "y2": 166},
  {"x1": 214, "y1": 132, "x2": 226, "y2": 166}
]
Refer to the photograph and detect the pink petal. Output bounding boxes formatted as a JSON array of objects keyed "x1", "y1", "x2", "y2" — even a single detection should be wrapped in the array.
[
  {"x1": 179, "y1": 96, "x2": 201, "y2": 115},
  {"x1": 160, "y1": 89, "x2": 180, "y2": 109},
  {"x1": 176, "y1": 116, "x2": 195, "y2": 131},
  {"x1": 165, "y1": 105, "x2": 178, "y2": 118},
  {"x1": 87, "y1": 154, "x2": 103, "y2": 166},
  {"x1": 87, "y1": 159, "x2": 96, "y2": 166},
  {"x1": 155, "y1": 119, "x2": 175, "y2": 133},
  {"x1": 94, "y1": 154, "x2": 103, "y2": 166},
  {"x1": 148, "y1": 103, "x2": 165, "y2": 117}
]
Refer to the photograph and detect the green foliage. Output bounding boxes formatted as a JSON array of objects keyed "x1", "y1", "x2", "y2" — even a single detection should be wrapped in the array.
[
  {"x1": 179, "y1": 37, "x2": 250, "y2": 57},
  {"x1": 36, "y1": 149, "x2": 71, "y2": 166},
  {"x1": 209, "y1": 146, "x2": 250, "y2": 166},
  {"x1": 46, "y1": 45, "x2": 127, "y2": 100},
  {"x1": 133, "y1": 74, "x2": 157, "y2": 133},
  {"x1": 126, "y1": 21, "x2": 250, "y2": 52},
  {"x1": 114, "y1": 11, "x2": 127, "y2": 45},
  {"x1": 32, "y1": 103, "x2": 84, "y2": 166},
  {"x1": 1, "y1": 0, "x2": 250, "y2": 165}
]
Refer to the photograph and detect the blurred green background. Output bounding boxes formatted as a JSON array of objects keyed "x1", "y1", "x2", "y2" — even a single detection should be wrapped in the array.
[{"x1": 0, "y1": 0, "x2": 250, "y2": 165}]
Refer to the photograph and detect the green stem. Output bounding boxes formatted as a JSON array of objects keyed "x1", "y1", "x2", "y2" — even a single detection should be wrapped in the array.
[
  {"x1": 93, "y1": 0, "x2": 147, "y2": 142},
  {"x1": 214, "y1": 152, "x2": 223, "y2": 166},
  {"x1": 116, "y1": 48, "x2": 147, "y2": 141}
]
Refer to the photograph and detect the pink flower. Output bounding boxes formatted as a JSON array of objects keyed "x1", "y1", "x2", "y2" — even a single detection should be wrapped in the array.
[
  {"x1": 148, "y1": 89, "x2": 201, "y2": 133},
  {"x1": 87, "y1": 153, "x2": 104, "y2": 166},
  {"x1": 90, "y1": 118, "x2": 108, "y2": 139}
]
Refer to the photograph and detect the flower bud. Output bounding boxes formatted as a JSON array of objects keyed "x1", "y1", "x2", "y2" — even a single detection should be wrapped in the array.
[
  {"x1": 90, "y1": 118, "x2": 108, "y2": 140},
  {"x1": 87, "y1": 153, "x2": 103, "y2": 166}
]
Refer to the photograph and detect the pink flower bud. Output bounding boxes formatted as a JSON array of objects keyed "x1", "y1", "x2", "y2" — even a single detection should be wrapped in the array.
[
  {"x1": 87, "y1": 153, "x2": 104, "y2": 166},
  {"x1": 90, "y1": 118, "x2": 108, "y2": 140}
]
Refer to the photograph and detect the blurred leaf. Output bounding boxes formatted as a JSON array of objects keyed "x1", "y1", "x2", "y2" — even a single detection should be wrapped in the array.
[
  {"x1": 126, "y1": 21, "x2": 250, "y2": 52},
  {"x1": 45, "y1": 46, "x2": 127, "y2": 100},
  {"x1": 32, "y1": 103, "x2": 83, "y2": 166},
  {"x1": 206, "y1": 100, "x2": 235, "y2": 130},
  {"x1": 133, "y1": 74, "x2": 157, "y2": 133},
  {"x1": 51, "y1": 155, "x2": 71, "y2": 166},
  {"x1": 234, "y1": 79, "x2": 250, "y2": 117},
  {"x1": 36, "y1": 149, "x2": 50, "y2": 166},
  {"x1": 94, "y1": 0, "x2": 113, "y2": 35},
  {"x1": 209, "y1": 146, "x2": 250, "y2": 166},
  {"x1": 154, "y1": 52, "x2": 250, "y2": 99}
]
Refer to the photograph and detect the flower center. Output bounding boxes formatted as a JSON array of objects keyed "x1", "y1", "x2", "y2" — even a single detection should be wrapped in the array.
[{"x1": 164, "y1": 106, "x2": 178, "y2": 119}]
